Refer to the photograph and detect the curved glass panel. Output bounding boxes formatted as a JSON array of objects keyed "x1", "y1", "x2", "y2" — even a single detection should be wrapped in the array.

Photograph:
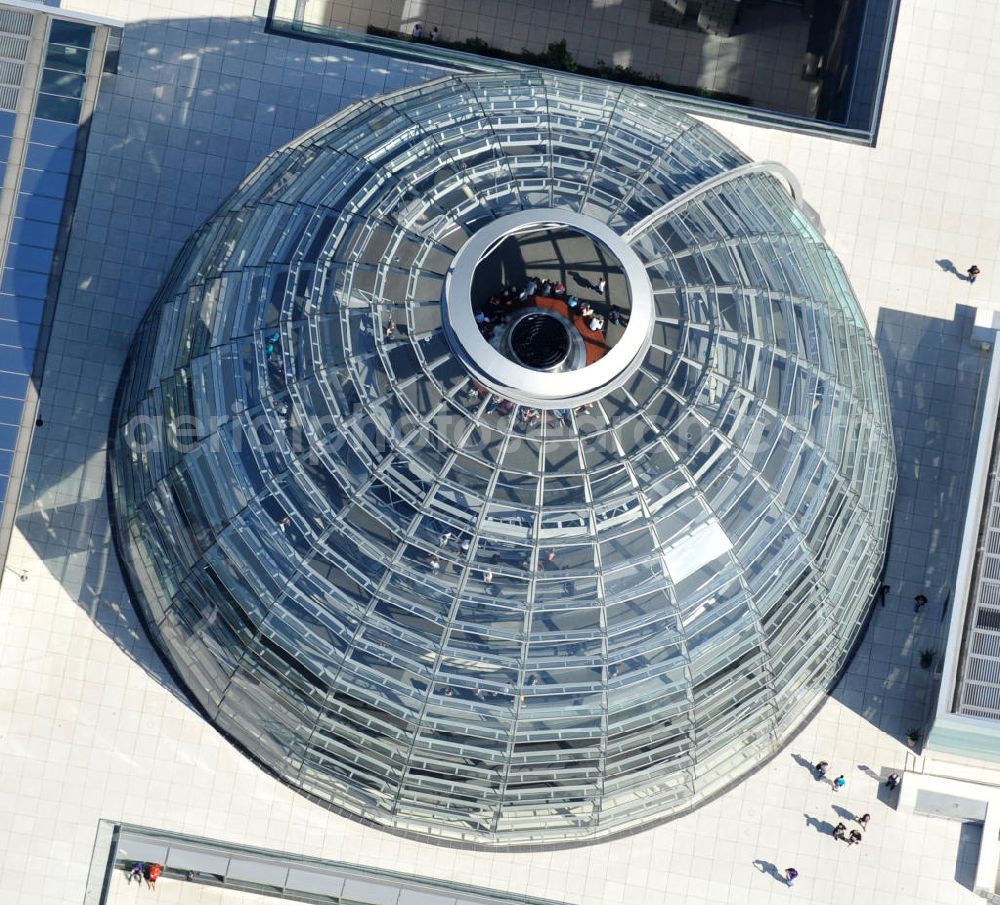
[{"x1": 109, "y1": 72, "x2": 896, "y2": 848}]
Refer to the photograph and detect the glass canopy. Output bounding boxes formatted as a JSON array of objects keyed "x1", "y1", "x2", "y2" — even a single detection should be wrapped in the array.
[{"x1": 109, "y1": 72, "x2": 896, "y2": 848}]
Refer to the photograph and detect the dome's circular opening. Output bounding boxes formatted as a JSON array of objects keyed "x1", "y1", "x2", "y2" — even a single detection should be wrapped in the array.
[
  {"x1": 470, "y1": 225, "x2": 632, "y2": 374},
  {"x1": 443, "y1": 210, "x2": 656, "y2": 408},
  {"x1": 509, "y1": 311, "x2": 571, "y2": 370}
]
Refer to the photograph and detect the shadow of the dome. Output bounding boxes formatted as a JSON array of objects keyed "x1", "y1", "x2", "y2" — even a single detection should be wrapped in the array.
[{"x1": 12, "y1": 12, "x2": 443, "y2": 705}]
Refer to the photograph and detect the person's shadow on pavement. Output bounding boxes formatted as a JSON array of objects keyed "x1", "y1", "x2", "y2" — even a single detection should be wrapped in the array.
[
  {"x1": 934, "y1": 258, "x2": 979, "y2": 283},
  {"x1": 832, "y1": 803, "x2": 856, "y2": 821},
  {"x1": 857, "y1": 764, "x2": 881, "y2": 781},
  {"x1": 752, "y1": 859, "x2": 785, "y2": 884},
  {"x1": 791, "y1": 752, "x2": 824, "y2": 779},
  {"x1": 804, "y1": 813, "x2": 834, "y2": 834}
]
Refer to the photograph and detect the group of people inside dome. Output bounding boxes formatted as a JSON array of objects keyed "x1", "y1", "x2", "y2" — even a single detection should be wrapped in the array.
[
  {"x1": 464, "y1": 381, "x2": 579, "y2": 431},
  {"x1": 429, "y1": 525, "x2": 575, "y2": 591},
  {"x1": 473, "y1": 275, "x2": 628, "y2": 343},
  {"x1": 474, "y1": 277, "x2": 571, "y2": 342}
]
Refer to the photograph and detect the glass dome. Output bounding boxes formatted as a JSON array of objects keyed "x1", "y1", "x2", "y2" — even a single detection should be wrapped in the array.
[{"x1": 109, "y1": 72, "x2": 896, "y2": 848}]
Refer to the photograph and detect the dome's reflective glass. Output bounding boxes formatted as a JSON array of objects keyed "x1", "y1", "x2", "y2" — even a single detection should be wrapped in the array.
[{"x1": 109, "y1": 72, "x2": 896, "y2": 848}]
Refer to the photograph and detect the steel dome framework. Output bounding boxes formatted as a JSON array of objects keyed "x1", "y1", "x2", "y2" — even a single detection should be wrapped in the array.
[{"x1": 109, "y1": 72, "x2": 895, "y2": 848}]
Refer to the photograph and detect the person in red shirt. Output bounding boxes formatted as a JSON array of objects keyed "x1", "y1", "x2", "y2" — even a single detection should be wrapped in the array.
[{"x1": 147, "y1": 863, "x2": 162, "y2": 889}]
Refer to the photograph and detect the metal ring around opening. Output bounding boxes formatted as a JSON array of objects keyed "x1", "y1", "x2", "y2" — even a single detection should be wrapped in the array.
[{"x1": 442, "y1": 209, "x2": 655, "y2": 408}]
